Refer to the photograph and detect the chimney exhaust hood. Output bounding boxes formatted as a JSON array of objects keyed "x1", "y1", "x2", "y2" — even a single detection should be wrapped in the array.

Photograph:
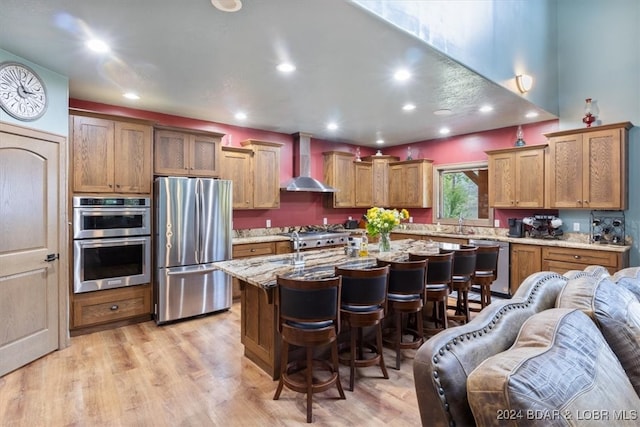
[{"x1": 282, "y1": 132, "x2": 337, "y2": 193}]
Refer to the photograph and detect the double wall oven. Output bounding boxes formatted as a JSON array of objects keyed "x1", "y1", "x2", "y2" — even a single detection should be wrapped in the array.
[{"x1": 73, "y1": 196, "x2": 151, "y2": 293}]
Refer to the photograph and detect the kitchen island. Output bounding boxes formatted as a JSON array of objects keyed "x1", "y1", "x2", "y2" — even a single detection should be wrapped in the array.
[{"x1": 213, "y1": 239, "x2": 440, "y2": 379}]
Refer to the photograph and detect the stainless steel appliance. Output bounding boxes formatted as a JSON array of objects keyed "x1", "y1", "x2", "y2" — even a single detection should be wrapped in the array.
[
  {"x1": 280, "y1": 227, "x2": 351, "y2": 251},
  {"x1": 72, "y1": 196, "x2": 152, "y2": 293},
  {"x1": 155, "y1": 177, "x2": 233, "y2": 324},
  {"x1": 468, "y1": 239, "x2": 511, "y2": 297},
  {"x1": 507, "y1": 218, "x2": 524, "y2": 238}
]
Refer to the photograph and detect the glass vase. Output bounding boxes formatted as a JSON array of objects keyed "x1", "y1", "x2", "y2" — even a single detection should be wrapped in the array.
[{"x1": 379, "y1": 232, "x2": 391, "y2": 252}]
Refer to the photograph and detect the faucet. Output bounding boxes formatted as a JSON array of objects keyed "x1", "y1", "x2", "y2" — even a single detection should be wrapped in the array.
[
  {"x1": 291, "y1": 231, "x2": 304, "y2": 267},
  {"x1": 458, "y1": 214, "x2": 464, "y2": 234}
]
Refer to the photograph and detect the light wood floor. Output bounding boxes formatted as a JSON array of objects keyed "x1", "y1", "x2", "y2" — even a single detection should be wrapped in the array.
[{"x1": 0, "y1": 302, "x2": 422, "y2": 426}]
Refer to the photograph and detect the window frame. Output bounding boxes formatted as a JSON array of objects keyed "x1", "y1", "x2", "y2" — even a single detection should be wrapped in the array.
[{"x1": 432, "y1": 161, "x2": 494, "y2": 227}]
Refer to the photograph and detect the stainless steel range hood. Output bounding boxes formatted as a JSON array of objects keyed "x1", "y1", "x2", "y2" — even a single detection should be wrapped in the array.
[{"x1": 282, "y1": 132, "x2": 337, "y2": 192}]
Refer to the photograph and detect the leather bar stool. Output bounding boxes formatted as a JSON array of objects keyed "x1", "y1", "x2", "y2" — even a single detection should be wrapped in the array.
[
  {"x1": 334, "y1": 265, "x2": 390, "y2": 391},
  {"x1": 377, "y1": 259, "x2": 427, "y2": 370},
  {"x1": 470, "y1": 245, "x2": 500, "y2": 312},
  {"x1": 273, "y1": 275, "x2": 346, "y2": 423},
  {"x1": 409, "y1": 251, "x2": 454, "y2": 335},
  {"x1": 445, "y1": 247, "x2": 478, "y2": 324}
]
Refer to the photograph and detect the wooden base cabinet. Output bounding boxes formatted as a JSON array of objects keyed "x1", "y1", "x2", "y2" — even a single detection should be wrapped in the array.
[
  {"x1": 541, "y1": 246, "x2": 627, "y2": 276},
  {"x1": 70, "y1": 284, "x2": 152, "y2": 333},
  {"x1": 546, "y1": 122, "x2": 632, "y2": 209},
  {"x1": 71, "y1": 114, "x2": 152, "y2": 194},
  {"x1": 510, "y1": 244, "x2": 541, "y2": 295}
]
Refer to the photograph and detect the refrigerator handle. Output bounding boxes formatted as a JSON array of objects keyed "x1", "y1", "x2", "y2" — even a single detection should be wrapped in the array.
[{"x1": 195, "y1": 179, "x2": 201, "y2": 264}]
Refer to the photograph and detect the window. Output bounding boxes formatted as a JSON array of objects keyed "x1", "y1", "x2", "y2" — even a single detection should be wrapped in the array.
[{"x1": 433, "y1": 162, "x2": 493, "y2": 226}]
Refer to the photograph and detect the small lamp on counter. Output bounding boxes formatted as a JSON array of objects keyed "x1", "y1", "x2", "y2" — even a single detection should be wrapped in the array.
[
  {"x1": 514, "y1": 125, "x2": 526, "y2": 147},
  {"x1": 582, "y1": 98, "x2": 596, "y2": 128}
]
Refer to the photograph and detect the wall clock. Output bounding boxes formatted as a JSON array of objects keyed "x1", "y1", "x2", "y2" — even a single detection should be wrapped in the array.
[{"x1": 0, "y1": 61, "x2": 48, "y2": 121}]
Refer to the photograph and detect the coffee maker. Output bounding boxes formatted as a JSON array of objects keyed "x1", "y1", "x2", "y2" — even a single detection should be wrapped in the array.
[{"x1": 508, "y1": 218, "x2": 524, "y2": 237}]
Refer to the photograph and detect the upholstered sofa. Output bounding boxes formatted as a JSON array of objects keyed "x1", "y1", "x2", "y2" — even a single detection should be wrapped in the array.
[{"x1": 413, "y1": 266, "x2": 640, "y2": 427}]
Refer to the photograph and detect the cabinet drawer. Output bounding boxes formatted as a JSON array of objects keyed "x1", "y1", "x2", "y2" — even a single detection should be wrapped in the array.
[
  {"x1": 72, "y1": 285, "x2": 151, "y2": 328},
  {"x1": 541, "y1": 247, "x2": 618, "y2": 267},
  {"x1": 233, "y1": 242, "x2": 275, "y2": 258}
]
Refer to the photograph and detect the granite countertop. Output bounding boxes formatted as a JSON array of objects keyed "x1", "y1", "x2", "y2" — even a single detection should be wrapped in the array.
[
  {"x1": 390, "y1": 229, "x2": 630, "y2": 253},
  {"x1": 214, "y1": 239, "x2": 441, "y2": 289},
  {"x1": 232, "y1": 228, "x2": 630, "y2": 253}
]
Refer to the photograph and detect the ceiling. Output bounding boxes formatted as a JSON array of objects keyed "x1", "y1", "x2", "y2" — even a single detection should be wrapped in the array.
[{"x1": 0, "y1": 0, "x2": 556, "y2": 147}]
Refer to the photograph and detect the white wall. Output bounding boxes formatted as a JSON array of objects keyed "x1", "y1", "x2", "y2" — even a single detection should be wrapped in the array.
[
  {"x1": 0, "y1": 48, "x2": 69, "y2": 136},
  {"x1": 557, "y1": 0, "x2": 640, "y2": 265}
]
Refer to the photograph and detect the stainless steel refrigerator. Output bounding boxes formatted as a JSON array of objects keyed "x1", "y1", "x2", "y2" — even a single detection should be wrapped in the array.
[{"x1": 155, "y1": 177, "x2": 233, "y2": 324}]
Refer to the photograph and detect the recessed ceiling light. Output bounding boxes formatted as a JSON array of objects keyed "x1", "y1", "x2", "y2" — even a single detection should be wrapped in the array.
[
  {"x1": 123, "y1": 92, "x2": 140, "y2": 100},
  {"x1": 276, "y1": 62, "x2": 296, "y2": 73},
  {"x1": 327, "y1": 122, "x2": 338, "y2": 131},
  {"x1": 211, "y1": 0, "x2": 242, "y2": 12},
  {"x1": 433, "y1": 109, "x2": 452, "y2": 116},
  {"x1": 86, "y1": 39, "x2": 110, "y2": 53},
  {"x1": 479, "y1": 105, "x2": 493, "y2": 113},
  {"x1": 525, "y1": 111, "x2": 539, "y2": 118},
  {"x1": 439, "y1": 127, "x2": 451, "y2": 135},
  {"x1": 235, "y1": 112, "x2": 247, "y2": 120},
  {"x1": 394, "y1": 69, "x2": 411, "y2": 81},
  {"x1": 402, "y1": 103, "x2": 416, "y2": 111},
  {"x1": 376, "y1": 138, "x2": 385, "y2": 144}
]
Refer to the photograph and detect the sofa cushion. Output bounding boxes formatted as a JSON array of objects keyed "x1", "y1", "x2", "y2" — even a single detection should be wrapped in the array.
[
  {"x1": 467, "y1": 308, "x2": 640, "y2": 427},
  {"x1": 556, "y1": 275, "x2": 640, "y2": 395},
  {"x1": 613, "y1": 267, "x2": 640, "y2": 300},
  {"x1": 413, "y1": 272, "x2": 567, "y2": 427}
]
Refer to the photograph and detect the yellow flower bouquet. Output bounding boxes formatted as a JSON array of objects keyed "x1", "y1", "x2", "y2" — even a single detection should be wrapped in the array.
[{"x1": 364, "y1": 207, "x2": 410, "y2": 251}]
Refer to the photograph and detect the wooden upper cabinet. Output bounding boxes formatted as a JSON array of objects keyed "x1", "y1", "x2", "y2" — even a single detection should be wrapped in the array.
[
  {"x1": 362, "y1": 155, "x2": 399, "y2": 207},
  {"x1": 221, "y1": 146, "x2": 253, "y2": 209},
  {"x1": 240, "y1": 140, "x2": 282, "y2": 209},
  {"x1": 388, "y1": 159, "x2": 433, "y2": 208},
  {"x1": 546, "y1": 122, "x2": 632, "y2": 209},
  {"x1": 354, "y1": 161, "x2": 373, "y2": 207},
  {"x1": 72, "y1": 114, "x2": 152, "y2": 194},
  {"x1": 486, "y1": 145, "x2": 546, "y2": 208},
  {"x1": 323, "y1": 151, "x2": 356, "y2": 208},
  {"x1": 154, "y1": 128, "x2": 222, "y2": 177}
]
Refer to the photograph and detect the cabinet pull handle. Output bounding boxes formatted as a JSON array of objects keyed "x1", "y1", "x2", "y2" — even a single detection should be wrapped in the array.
[
  {"x1": 574, "y1": 255, "x2": 581, "y2": 259},
  {"x1": 110, "y1": 304, "x2": 119, "y2": 311},
  {"x1": 250, "y1": 248, "x2": 256, "y2": 252}
]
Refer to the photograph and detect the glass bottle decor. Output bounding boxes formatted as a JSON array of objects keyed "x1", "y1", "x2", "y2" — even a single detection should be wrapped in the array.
[
  {"x1": 582, "y1": 98, "x2": 596, "y2": 127},
  {"x1": 514, "y1": 125, "x2": 526, "y2": 146},
  {"x1": 406, "y1": 146, "x2": 413, "y2": 160},
  {"x1": 378, "y1": 232, "x2": 391, "y2": 252}
]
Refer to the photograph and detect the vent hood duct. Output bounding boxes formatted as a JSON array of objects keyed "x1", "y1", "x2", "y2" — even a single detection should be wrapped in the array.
[{"x1": 282, "y1": 132, "x2": 337, "y2": 192}]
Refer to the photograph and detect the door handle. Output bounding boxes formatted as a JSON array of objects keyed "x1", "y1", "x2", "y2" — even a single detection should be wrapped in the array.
[{"x1": 45, "y1": 253, "x2": 59, "y2": 262}]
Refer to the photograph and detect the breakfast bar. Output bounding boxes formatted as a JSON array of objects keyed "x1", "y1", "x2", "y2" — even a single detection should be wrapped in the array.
[{"x1": 213, "y1": 239, "x2": 442, "y2": 378}]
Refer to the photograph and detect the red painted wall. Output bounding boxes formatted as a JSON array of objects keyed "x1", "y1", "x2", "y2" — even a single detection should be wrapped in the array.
[{"x1": 70, "y1": 99, "x2": 558, "y2": 229}]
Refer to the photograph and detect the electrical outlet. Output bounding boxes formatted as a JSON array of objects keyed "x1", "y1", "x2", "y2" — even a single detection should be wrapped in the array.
[
  {"x1": 323, "y1": 217, "x2": 328, "y2": 225},
  {"x1": 348, "y1": 216, "x2": 352, "y2": 220},
  {"x1": 573, "y1": 222, "x2": 580, "y2": 232},
  {"x1": 409, "y1": 216, "x2": 413, "y2": 223},
  {"x1": 494, "y1": 219, "x2": 500, "y2": 228},
  {"x1": 266, "y1": 219, "x2": 271, "y2": 228}
]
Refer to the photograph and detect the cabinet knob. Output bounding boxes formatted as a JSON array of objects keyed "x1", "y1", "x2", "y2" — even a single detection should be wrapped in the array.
[
  {"x1": 584, "y1": 200, "x2": 589, "y2": 204},
  {"x1": 109, "y1": 184, "x2": 113, "y2": 188},
  {"x1": 250, "y1": 248, "x2": 256, "y2": 252},
  {"x1": 573, "y1": 255, "x2": 581, "y2": 259},
  {"x1": 110, "y1": 304, "x2": 119, "y2": 311},
  {"x1": 577, "y1": 200, "x2": 582, "y2": 204}
]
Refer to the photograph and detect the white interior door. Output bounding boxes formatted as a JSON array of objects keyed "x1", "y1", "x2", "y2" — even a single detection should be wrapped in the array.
[{"x1": 0, "y1": 129, "x2": 60, "y2": 377}]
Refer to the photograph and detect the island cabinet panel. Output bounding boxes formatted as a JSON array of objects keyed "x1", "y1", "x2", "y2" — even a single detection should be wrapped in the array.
[
  {"x1": 72, "y1": 114, "x2": 152, "y2": 193},
  {"x1": 154, "y1": 128, "x2": 223, "y2": 177},
  {"x1": 541, "y1": 246, "x2": 626, "y2": 276},
  {"x1": 240, "y1": 283, "x2": 279, "y2": 379},
  {"x1": 546, "y1": 122, "x2": 631, "y2": 209},
  {"x1": 510, "y1": 244, "x2": 541, "y2": 295},
  {"x1": 241, "y1": 140, "x2": 282, "y2": 209},
  {"x1": 323, "y1": 151, "x2": 356, "y2": 208},
  {"x1": 486, "y1": 145, "x2": 546, "y2": 208}
]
